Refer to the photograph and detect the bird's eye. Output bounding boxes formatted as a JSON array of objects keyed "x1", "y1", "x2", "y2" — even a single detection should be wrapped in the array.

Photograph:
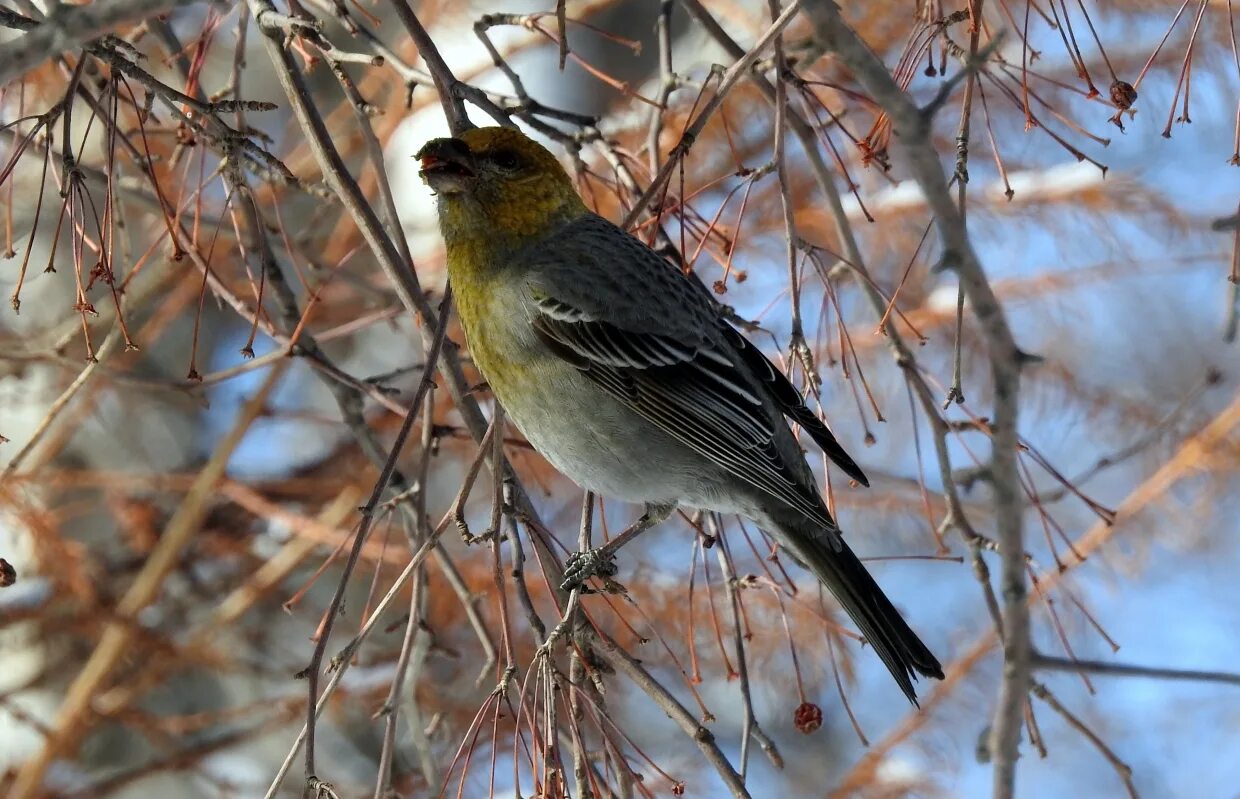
[{"x1": 491, "y1": 149, "x2": 521, "y2": 170}]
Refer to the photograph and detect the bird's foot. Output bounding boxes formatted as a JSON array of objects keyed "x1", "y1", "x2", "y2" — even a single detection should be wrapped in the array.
[
  {"x1": 560, "y1": 502, "x2": 676, "y2": 593},
  {"x1": 561, "y1": 546, "x2": 620, "y2": 592}
]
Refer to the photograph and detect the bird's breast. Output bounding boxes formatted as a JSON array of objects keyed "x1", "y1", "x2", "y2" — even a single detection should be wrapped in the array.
[{"x1": 452, "y1": 277, "x2": 540, "y2": 388}]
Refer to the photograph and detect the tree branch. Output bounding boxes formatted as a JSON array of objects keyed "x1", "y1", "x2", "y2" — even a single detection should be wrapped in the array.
[
  {"x1": 621, "y1": 0, "x2": 803, "y2": 229},
  {"x1": 384, "y1": 0, "x2": 472, "y2": 134},
  {"x1": 1034, "y1": 653, "x2": 1240, "y2": 687},
  {"x1": 799, "y1": 3, "x2": 1027, "y2": 797},
  {"x1": 0, "y1": 0, "x2": 186, "y2": 86}
]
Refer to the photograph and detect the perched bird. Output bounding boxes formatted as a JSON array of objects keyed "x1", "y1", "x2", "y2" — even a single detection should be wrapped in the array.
[{"x1": 417, "y1": 126, "x2": 944, "y2": 704}]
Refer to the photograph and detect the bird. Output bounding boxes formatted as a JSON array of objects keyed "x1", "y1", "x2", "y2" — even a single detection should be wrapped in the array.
[{"x1": 416, "y1": 125, "x2": 944, "y2": 704}]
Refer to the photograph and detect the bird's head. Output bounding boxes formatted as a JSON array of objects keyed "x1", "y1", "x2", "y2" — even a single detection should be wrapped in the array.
[{"x1": 417, "y1": 127, "x2": 586, "y2": 246}]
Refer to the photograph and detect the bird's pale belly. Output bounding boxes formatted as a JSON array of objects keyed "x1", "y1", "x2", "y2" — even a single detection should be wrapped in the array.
[{"x1": 491, "y1": 359, "x2": 739, "y2": 513}]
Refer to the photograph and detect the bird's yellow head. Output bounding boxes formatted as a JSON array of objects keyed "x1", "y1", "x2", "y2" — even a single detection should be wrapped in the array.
[{"x1": 417, "y1": 127, "x2": 587, "y2": 248}]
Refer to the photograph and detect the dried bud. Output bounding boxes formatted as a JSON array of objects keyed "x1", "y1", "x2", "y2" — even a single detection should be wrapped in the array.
[
  {"x1": 794, "y1": 701, "x2": 823, "y2": 734},
  {"x1": 111, "y1": 496, "x2": 162, "y2": 554},
  {"x1": 672, "y1": 783, "x2": 686, "y2": 796},
  {"x1": 1110, "y1": 80, "x2": 1137, "y2": 110}
]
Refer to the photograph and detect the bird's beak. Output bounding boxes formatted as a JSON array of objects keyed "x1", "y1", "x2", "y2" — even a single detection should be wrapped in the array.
[{"x1": 416, "y1": 138, "x2": 476, "y2": 195}]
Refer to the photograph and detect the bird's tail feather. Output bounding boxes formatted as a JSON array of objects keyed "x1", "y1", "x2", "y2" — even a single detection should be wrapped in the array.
[{"x1": 779, "y1": 526, "x2": 944, "y2": 705}]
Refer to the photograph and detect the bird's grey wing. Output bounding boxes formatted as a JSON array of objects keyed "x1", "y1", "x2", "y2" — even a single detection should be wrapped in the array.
[
  {"x1": 530, "y1": 308, "x2": 835, "y2": 529},
  {"x1": 523, "y1": 216, "x2": 835, "y2": 529},
  {"x1": 527, "y1": 214, "x2": 868, "y2": 488}
]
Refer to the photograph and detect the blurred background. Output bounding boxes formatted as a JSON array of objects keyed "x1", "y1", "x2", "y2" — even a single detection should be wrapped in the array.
[{"x1": 1, "y1": 0, "x2": 1238, "y2": 797}]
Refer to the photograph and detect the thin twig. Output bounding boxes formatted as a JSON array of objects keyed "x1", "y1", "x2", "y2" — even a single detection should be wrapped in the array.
[
  {"x1": 1029, "y1": 679, "x2": 1139, "y2": 799},
  {"x1": 1034, "y1": 653, "x2": 1240, "y2": 686},
  {"x1": 621, "y1": 0, "x2": 803, "y2": 229}
]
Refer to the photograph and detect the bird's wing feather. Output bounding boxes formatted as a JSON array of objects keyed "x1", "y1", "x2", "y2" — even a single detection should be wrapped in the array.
[
  {"x1": 522, "y1": 215, "x2": 841, "y2": 528},
  {"x1": 720, "y1": 325, "x2": 869, "y2": 486},
  {"x1": 531, "y1": 310, "x2": 835, "y2": 529}
]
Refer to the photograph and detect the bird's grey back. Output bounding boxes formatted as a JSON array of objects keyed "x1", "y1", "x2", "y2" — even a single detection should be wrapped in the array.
[{"x1": 521, "y1": 215, "x2": 722, "y2": 342}]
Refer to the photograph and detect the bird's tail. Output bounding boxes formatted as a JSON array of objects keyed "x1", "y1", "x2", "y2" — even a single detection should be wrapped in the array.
[{"x1": 777, "y1": 524, "x2": 944, "y2": 705}]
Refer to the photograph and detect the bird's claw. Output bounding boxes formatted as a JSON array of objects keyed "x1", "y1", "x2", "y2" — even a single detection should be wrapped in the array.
[{"x1": 561, "y1": 547, "x2": 618, "y2": 591}]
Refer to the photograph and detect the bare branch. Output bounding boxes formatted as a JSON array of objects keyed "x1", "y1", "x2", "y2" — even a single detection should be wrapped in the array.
[
  {"x1": 385, "y1": 0, "x2": 472, "y2": 134},
  {"x1": 1034, "y1": 653, "x2": 1240, "y2": 687},
  {"x1": 621, "y1": 0, "x2": 803, "y2": 229},
  {"x1": 0, "y1": 0, "x2": 186, "y2": 86},
  {"x1": 799, "y1": 5, "x2": 1028, "y2": 796}
]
